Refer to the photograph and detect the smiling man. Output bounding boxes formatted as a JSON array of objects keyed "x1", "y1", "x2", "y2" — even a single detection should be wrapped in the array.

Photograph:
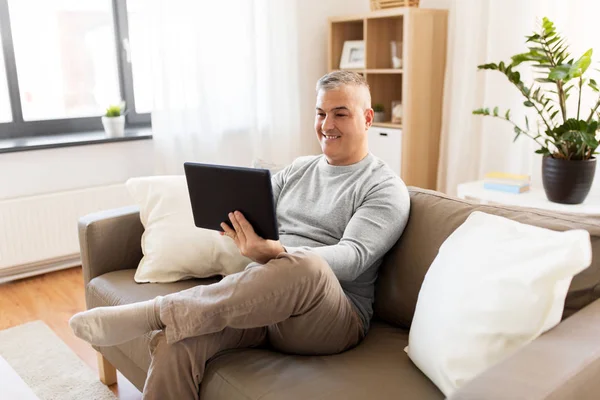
[{"x1": 69, "y1": 70, "x2": 411, "y2": 399}]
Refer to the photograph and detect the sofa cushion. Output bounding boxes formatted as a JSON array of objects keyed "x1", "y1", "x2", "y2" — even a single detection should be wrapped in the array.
[
  {"x1": 86, "y1": 269, "x2": 220, "y2": 376},
  {"x1": 375, "y1": 187, "x2": 600, "y2": 329},
  {"x1": 88, "y1": 270, "x2": 443, "y2": 399},
  {"x1": 201, "y1": 322, "x2": 443, "y2": 400}
]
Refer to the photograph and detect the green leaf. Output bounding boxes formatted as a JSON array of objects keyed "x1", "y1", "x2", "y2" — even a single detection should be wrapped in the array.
[
  {"x1": 524, "y1": 100, "x2": 535, "y2": 107},
  {"x1": 551, "y1": 38, "x2": 566, "y2": 52},
  {"x1": 551, "y1": 110, "x2": 559, "y2": 120},
  {"x1": 105, "y1": 105, "x2": 122, "y2": 117},
  {"x1": 527, "y1": 47, "x2": 546, "y2": 53},
  {"x1": 511, "y1": 53, "x2": 534, "y2": 66},
  {"x1": 505, "y1": 109, "x2": 511, "y2": 120},
  {"x1": 583, "y1": 134, "x2": 598, "y2": 148},
  {"x1": 525, "y1": 115, "x2": 530, "y2": 130},
  {"x1": 509, "y1": 71, "x2": 521, "y2": 84},
  {"x1": 477, "y1": 63, "x2": 498, "y2": 70},
  {"x1": 536, "y1": 77, "x2": 555, "y2": 83},
  {"x1": 473, "y1": 108, "x2": 491, "y2": 115},
  {"x1": 569, "y1": 49, "x2": 593, "y2": 78},
  {"x1": 513, "y1": 126, "x2": 524, "y2": 142},
  {"x1": 493, "y1": 107, "x2": 499, "y2": 116},
  {"x1": 526, "y1": 33, "x2": 541, "y2": 43},
  {"x1": 546, "y1": 36, "x2": 560, "y2": 46},
  {"x1": 511, "y1": 52, "x2": 547, "y2": 66},
  {"x1": 589, "y1": 78, "x2": 599, "y2": 92},
  {"x1": 557, "y1": 52, "x2": 569, "y2": 65},
  {"x1": 542, "y1": 17, "x2": 554, "y2": 32},
  {"x1": 548, "y1": 65, "x2": 571, "y2": 81}
]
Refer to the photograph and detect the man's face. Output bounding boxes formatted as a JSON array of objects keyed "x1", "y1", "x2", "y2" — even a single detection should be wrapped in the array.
[{"x1": 315, "y1": 85, "x2": 373, "y2": 166}]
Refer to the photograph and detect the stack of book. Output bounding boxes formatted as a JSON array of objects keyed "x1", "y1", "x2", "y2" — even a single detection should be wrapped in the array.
[{"x1": 483, "y1": 172, "x2": 531, "y2": 194}]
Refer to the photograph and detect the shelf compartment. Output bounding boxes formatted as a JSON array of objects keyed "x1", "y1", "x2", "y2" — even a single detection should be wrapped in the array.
[
  {"x1": 330, "y1": 20, "x2": 364, "y2": 70},
  {"x1": 366, "y1": 16, "x2": 404, "y2": 69},
  {"x1": 367, "y1": 74, "x2": 402, "y2": 123}
]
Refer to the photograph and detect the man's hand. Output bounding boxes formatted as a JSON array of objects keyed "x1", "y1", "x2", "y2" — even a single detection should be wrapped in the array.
[{"x1": 220, "y1": 211, "x2": 285, "y2": 264}]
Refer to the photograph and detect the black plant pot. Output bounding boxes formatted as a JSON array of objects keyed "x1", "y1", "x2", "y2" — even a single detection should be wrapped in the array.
[{"x1": 542, "y1": 156, "x2": 596, "y2": 204}]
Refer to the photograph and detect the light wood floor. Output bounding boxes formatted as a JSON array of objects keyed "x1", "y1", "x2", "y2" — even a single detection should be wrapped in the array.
[{"x1": 0, "y1": 267, "x2": 142, "y2": 400}]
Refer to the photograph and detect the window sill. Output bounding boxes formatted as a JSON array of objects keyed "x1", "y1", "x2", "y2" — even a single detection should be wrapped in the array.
[{"x1": 0, "y1": 128, "x2": 153, "y2": 154}]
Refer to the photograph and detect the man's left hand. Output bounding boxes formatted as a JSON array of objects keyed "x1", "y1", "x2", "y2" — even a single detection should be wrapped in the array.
[{"x1": 220, "y1": 211, "x2": 285, "y2": 264}]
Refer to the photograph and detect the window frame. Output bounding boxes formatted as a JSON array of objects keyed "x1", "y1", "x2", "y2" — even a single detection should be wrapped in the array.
[{"x1": 0, "y1": 0, "x2": 150, "y2": 140}]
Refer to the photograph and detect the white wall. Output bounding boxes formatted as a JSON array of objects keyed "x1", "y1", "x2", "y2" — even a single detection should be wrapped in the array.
[
  {"x1": 295, "y1": 0, "x2": 370, "y2": 156},
  {"x1": 0, "y1": 140, "x2": 154, "y2": 200}
]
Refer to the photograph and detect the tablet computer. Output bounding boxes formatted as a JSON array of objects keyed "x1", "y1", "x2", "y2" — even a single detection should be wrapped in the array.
[{"x1": 183, "y1": 162, "x2": 279, "y2": 241}]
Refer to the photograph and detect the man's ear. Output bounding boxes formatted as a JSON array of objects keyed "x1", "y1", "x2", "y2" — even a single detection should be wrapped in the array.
[{"x1": 364, "y1": 108, "x2": 374, "y2": 129}]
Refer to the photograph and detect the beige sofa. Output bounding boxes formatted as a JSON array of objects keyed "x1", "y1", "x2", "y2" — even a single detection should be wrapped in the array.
[{"x1": 79, "y1": 187, "x2": 600, "y2": 399}]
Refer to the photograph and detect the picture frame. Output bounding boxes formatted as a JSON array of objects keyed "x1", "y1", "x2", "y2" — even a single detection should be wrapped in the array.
[{"x1": 339, "y1": 40, "x2": 365, "y2": 69}]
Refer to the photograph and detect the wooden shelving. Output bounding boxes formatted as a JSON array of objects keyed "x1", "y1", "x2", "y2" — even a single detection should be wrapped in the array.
[
  {"x1": 328, "y1": 8, "x2": 448, "y2": 190},
  {"x1": 365, "y1": 69, "x2": 403, "y2": 74},
  {"x1": 372, "y1": 122, "x2": 402, "y2": 129}
]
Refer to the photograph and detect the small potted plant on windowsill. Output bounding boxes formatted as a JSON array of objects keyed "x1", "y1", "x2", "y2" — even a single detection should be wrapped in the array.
[
  {"x1": 373, "y1": 103, "x2": 386, "y2": 123},
  {"x1": 102, "y1": 102, "x2": 127, "y2": 138},
  {"x1": 473, "y1": 17, "x2": 599, "y2": 205}
]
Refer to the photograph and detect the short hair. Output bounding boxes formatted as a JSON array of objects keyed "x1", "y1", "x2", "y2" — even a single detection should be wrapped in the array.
[
  {"x1": 316, "y1": 70, "x2": 370, "y2": 92},
  {"x1": 316, "y1": 70, "x2": 371, "y2": 109}
]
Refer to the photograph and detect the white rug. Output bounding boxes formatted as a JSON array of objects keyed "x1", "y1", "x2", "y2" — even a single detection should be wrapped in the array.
[{"x1": 0, "y1": 321, "x2": 117, "y2": 400}]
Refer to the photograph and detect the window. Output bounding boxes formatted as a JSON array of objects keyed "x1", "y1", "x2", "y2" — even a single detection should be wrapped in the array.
[{"x1": 0, "y1": 0, "x2": 151, "y2": 139}]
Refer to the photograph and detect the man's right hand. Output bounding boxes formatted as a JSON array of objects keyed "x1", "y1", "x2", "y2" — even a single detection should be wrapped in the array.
[{"x1": 220, "y1": 211, "x2": 285, "y2": 264}]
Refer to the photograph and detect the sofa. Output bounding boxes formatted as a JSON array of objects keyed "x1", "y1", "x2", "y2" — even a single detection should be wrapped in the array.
[{"x1": 79, "y1": 187, "x2": 600, "y2": 399}]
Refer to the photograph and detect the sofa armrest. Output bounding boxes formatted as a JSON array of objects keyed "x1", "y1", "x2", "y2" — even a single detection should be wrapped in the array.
[
  {"x1": 449, "y1": 298, "x2": 600, "y2": 400},
  {"x1": 78, "y1": 205, "x2": 143, "y2": 286}
]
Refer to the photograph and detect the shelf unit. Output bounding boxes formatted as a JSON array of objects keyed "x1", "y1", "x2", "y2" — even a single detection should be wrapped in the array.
[{"x1": 328, "y1": 7, "x2": 448, "y2": 189}]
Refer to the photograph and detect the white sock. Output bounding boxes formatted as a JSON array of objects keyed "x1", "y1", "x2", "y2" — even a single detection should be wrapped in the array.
[{"x1": 69, "y1": 296, "x2": 164, "y2": 347}]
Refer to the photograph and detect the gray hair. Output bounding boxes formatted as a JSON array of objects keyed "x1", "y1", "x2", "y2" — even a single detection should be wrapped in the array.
[
  {"x1": 316, "y1": 70, "x2": 371, "y2": 109},
  {"x1": 316, "y1": 70, "x2": 370, "y2": 92}
]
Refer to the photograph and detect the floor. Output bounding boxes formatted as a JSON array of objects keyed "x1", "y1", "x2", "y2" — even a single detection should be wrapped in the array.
[{"x1": 0, "y1": 267, "x2": 142, "y2": 400}]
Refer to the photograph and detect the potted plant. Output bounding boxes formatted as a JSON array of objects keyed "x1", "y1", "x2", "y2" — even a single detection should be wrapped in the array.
[
  {"x1": 473, "y1": 17, "x2": 599, "y2": 204},
  {"x1": 102, "y1": 102, "x2": 126, "y2": 138},
  {"x1": 373, "y1": 103, "x2": 386, "y2": 123}
]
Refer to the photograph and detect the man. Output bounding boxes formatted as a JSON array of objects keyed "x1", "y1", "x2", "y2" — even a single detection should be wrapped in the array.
[{"x1": 69, "y1": 70, "x2": 410, "y2": 399}]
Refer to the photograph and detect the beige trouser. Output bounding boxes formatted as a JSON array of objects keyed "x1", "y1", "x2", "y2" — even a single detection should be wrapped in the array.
[{"x1": 142, "y1": 251, "x2": 365, "y2": 400}]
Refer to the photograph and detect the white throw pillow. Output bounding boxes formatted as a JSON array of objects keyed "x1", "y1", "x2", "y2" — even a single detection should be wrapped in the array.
[
  {"x1": 126, "y1": 175, "x2": 252, "y2": 283},
  {"x1": 406, "y1": 211, "x2": 592, "y2": 397}
]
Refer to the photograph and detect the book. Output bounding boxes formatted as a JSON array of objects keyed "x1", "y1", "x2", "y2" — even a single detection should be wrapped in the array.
[
  {"x1": 483, "y1": 182, "x2": 530, "y2": 193},
  {"x1": 484, "y1": 178, "x2": 530, "y2": 186},
  {"x1": 484, "y1": 171, "x2": 531, "y2": 182}
]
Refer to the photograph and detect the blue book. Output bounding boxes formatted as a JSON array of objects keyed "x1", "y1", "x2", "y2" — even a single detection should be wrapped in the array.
[{"x1": 483, "y1": 182, "x2": 529, "y2": 193}]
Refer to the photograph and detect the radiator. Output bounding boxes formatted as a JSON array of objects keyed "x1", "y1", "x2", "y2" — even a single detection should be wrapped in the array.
[{"x1": 0, "y1": 184, "x2": 134, "y2": 283}]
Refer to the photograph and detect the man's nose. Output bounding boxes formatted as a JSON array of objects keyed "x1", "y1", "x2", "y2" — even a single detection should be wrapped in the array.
[{"x1": 322, "y1": 115, "x2": 334, "y2": 132}]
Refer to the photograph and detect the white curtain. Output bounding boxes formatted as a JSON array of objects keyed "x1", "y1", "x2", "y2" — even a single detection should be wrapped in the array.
[
  {"x1": 148, "y1": 0, "x2": 302, "y2": 175},
  {"x1": 433, "y1": 0, "x2": 600, "y2": 195}
]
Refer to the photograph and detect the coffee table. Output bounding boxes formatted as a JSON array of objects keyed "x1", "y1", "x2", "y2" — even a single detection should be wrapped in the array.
[{"x1": 0, "y1": 355, "x2": 40, "y2": 400}]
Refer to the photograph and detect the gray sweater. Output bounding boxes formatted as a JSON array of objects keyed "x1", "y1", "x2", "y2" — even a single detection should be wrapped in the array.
[{"x1": 272, "y1": 153, "x2": 410, "y2": 332}]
